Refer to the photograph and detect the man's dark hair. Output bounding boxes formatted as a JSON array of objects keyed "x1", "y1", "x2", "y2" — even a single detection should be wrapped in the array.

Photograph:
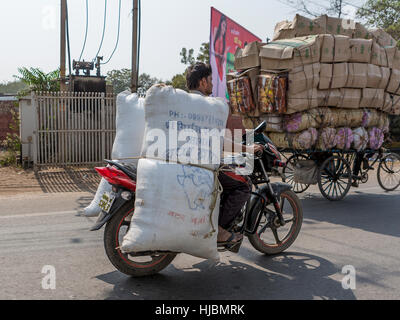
[{"x1": 186, "y1": 62, "x2": 212, "y2": 90}]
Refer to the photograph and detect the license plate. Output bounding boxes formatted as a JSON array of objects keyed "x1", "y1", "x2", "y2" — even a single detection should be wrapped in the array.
[{"x1": 98, "y1": 192, "x2": 116, "y2": 213}]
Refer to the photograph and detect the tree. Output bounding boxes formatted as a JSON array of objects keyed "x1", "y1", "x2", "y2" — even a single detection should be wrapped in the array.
[
  {"x1": 180, "y1": 42, "x2": 210, "y2": 66},
  {"x1": 281, "y1": 0, "x2": 348, "y2": 18},
  {"x1": 196, "y1": 42, "x2": 210, "y2": 64},
  {"x1": 171, "y1": 42, "x2": 210, "y2": 92},
  {"x1": 0, "y1": 81, "x2": 28, "y2": 95},
  {"x1": 15, "y1": 67, "x2": 60, "y2": 96},
  {"x1": 357, "y1": 0, "x2": 400, "y2": 47},
  {"x1": 106, "y1": 68, "x2": 131, "y2": 94},
  {"x1": 137, "y1": 73, "x2": 162, "y2": 96},
  {"x1": 180, "y1": 48, "x2": 195, "y2": 66},
  {"x1": 329, "y1": 0, "x2": 344, "y2": 18},
  {"x1": 106, "y1": 69, "x2": 162, "y2": 95},
  {"x1": 170, "y1": 73, "x2": 187, "y2": 91}
]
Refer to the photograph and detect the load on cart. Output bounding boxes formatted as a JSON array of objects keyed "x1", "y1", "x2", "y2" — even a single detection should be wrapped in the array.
[{"x1": 227, "y1": 13, "x2": 400, "y2": 201}]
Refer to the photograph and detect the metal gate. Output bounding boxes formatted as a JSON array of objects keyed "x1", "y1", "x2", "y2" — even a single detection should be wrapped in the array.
[{"x1": 32, "y1": 91, "x2": 116, "y2": 169}]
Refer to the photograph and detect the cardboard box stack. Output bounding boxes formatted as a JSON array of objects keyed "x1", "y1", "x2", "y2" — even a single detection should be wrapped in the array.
[{"x1": 228, "y1": 14, "x2": 400, "y2": 151}]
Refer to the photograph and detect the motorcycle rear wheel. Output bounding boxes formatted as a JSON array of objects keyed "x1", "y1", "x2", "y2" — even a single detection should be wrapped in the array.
[
  {"x1": 104, "y1": 201, "x2": 177, "y2": 277},
  {"x1": 247, "y1": 190, "x2": 302, "y2": 255}
]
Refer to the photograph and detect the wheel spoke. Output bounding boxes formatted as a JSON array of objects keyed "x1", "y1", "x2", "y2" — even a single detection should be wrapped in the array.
[
  {"x1": 321, "y1": 178, "x2": 331, "y2": 187},
  {"x1": 328, "y1": 182, "x2": 335, "y2": 197},
  {"x1": 338, "y1": 177, "x2": 349, "y2": 185},
  {"x1": 272, "y1": 228, "x2": 281, "y2": 244},
  {"x1": 323, "y1": 181, "x2": 333, "y2": 193},
  {"x1": 258, "y1": 222, "x2": 271, "y2": 236},
  {"x1": 336, "y1": 180, "x2": 346, "y2": 192},
  {"x1": 333, "y1": 183, "x2": 339, "y2": 199}
]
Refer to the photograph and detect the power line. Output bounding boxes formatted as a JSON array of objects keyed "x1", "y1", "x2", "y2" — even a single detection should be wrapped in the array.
[
  {"x1": 79, "y1": 0, "x2": 89, "y2": 61},
  {"x1": 93, "y1": 0, "x2": 107, "y2": 63},
  {"x1": 102, "y1": 0, "x2": 122, "y2": 65}
]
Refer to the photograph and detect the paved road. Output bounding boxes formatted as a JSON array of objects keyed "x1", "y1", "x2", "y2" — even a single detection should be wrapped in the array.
[{"x1": 1, "y1": 180, "x2": 399, "y2": 300}]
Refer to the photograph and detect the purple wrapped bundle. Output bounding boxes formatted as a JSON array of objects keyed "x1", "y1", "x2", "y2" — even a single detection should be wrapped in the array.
[
  {"x1": 284, "y1": 113, "x2": 302, "y2": 133},
  {"x1": 295, "y1": 128, "x2": 318, "y2": 150},
  {"x1": 318, "y1": 128, "x2": 337, "y2": 150},
  {"x1": 335, "y1": 127, "x2": 354, "y2": 150},
  {"x1": 310, "y1": 128, "x2": 318, "y2": 146},
  {"x1": 369, "y1": 127, "x2": 384, "y2": 150}
]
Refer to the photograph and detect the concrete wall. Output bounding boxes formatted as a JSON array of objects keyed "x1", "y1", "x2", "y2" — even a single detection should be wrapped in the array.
[
  {"x1": 0, "y1": 100, "x2": 19, "y2": 142},
  {"x1": 18, "y1": 96, "x2": 35, "y2": 163}
]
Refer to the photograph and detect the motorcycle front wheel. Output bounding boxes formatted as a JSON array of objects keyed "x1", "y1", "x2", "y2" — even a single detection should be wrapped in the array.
[
  {"x1": 104, "y1": 201, "x2": 177, "y2": 277},
  {"x1": 247, "y1": 190, "x2": 303, "y2": 255}
]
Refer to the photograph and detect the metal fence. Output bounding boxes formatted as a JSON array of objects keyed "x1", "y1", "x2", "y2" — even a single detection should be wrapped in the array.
[{"x1": 32, "y1": 91, "x2": 116, "y2": 169}]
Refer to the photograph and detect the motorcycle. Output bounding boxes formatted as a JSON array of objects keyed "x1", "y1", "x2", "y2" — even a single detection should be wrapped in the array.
[{"x1": 91, "y1": 121, "x2": 303, "y2": 277}]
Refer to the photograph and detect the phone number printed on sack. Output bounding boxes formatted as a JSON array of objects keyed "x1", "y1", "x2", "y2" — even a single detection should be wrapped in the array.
[{"x1": 169, "y1": 110, "x2": 224, "y2": 127}]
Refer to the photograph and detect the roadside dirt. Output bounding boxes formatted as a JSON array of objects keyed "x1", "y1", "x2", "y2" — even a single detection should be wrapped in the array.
[{"x1": 0, "y1": 166, "x2": 101, "y2": 196}]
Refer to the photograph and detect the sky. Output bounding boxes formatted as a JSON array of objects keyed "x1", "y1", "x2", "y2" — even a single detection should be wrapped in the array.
[{"x1": 0, "y1": 0, "x2": 365, "y2": 83}]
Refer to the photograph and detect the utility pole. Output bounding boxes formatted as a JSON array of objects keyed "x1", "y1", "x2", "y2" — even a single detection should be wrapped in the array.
[
  {"x1": 131, "y1": 0, "x2": 138, "y2": 93},
  {"x1": 60, "y1": 0, "x2": 67, "y2": 92}
]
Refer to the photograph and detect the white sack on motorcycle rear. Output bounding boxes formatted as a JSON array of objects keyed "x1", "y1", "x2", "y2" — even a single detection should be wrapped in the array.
[
  {"x1": 121, "y1": 158, "x2": 221, "y2": 260},
  {"x1": 111, "y1": 91, "x2": 145, "y2": 162},
  {"x1": 121, "y1": 85, "x2": 229, "y2": 261},
  {"x1": 83, "y1": 92, "x2": 145, "y2": 217}
]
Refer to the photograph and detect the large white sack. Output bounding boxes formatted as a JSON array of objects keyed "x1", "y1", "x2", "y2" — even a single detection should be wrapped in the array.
[
  {"x1": 121, "y1": 159, "x2": 221, "y2": 260},
  {"x1": 83, "y1": 91, "x2": 145, "y2": 217},
  {"x1": 140, "y1": 85, "x2": 228, "y2": 169},
  {"x1": 111, "y1": 91, "x2": 146, "y2": 163},
  {"x1": 122, "y1": 85, "x2": 229, "y2": 261}
]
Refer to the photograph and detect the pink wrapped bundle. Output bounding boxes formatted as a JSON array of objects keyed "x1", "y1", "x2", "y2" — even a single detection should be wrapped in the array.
[
  {"x1": 317, "y1": 128, "x2": 336, "y2": 150},
  {"x1": 369, "y1": 127, "x2": 384, "y2": 150},
  {"x1": 353, "y1": 127, "x2": 369, "y2": 151},
  {"x1": 335, "y1": 127, "x2": 354, "y2": 150},
  {"x1": 294, "y1": 128, "x2": 318, "y2": 150},
  {"x1": 284, "y1": 113, "x2": 302, "y2": 133}
]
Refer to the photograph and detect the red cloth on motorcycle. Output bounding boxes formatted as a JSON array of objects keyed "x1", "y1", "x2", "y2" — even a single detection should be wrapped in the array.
[{"x1": 221, "y1": 170, "x2": 250, "y2": 184}]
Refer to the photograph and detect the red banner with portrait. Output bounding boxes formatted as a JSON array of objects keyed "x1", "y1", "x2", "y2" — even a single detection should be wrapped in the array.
[{"x1": 210, "y1": 7, "x2": 262, "y2": 101}]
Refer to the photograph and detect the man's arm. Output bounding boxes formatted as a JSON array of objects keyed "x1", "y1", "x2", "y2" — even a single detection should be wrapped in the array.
[{"x1": 223, "y1": 136, "x2": 263, "y2": 154}]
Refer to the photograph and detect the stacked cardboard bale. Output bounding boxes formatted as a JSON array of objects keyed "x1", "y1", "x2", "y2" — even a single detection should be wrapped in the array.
[{"x1": 229, "y1": 14, "x2": 400, "y2": 151}]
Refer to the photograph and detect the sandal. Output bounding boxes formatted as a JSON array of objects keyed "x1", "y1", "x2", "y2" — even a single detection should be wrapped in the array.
[{"x1": 217, "y1": 232, "x2": 243, "y2": 247}]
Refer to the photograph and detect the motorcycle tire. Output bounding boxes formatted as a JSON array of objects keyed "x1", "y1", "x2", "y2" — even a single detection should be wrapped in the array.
[
  {"x1": 104, "y1": 201, "x2": 177, "y2": 277},
  {"x1": 247, "y1": 190, "x2": 302, "y2": 256}
]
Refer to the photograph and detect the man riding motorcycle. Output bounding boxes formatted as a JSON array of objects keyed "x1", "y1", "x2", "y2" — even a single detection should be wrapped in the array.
[{"x1": 185, "y1": 62, "x2": 264, "y2": 247}]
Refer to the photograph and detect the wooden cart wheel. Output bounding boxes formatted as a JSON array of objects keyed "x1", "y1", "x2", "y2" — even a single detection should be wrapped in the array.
[
  {"x1": 282, "y1": 154, "x2": 310, "y2": 194},
  {"x1": 318, "y1": 155, "x2": 351, "y2": 201}
]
